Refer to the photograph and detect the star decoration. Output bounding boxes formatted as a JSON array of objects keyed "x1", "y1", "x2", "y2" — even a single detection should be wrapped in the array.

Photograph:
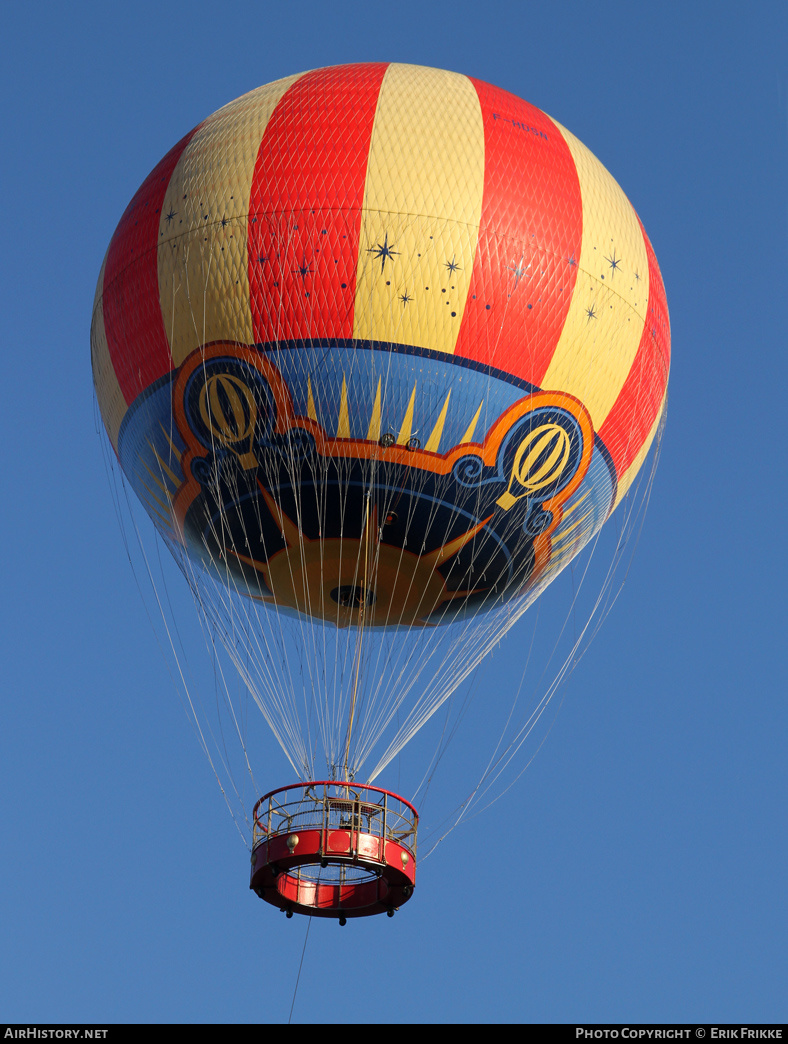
[
  {"x1": 165, "y1": 208, "x2": 177, "y2": 224},
  {"x1": 368, "y1": 232, "x2": 399, "y2": 274},
  {"x1": 507, "y1": 260, "x2": 530, "y2": 288},
  {"x1": 566, "y1": 254, "x2": 577, "y2": 267},
  {"x1": 444, "y1": 256, "x2": 461, "y2": 274},
  {"x1": 399, "y1": 291, "x2": 413, "y2": 306},
  {"x1": 586, "y1": 305, "x2": 597, "y2": 321},
  {"x1": 604, "y1": 250, "x2": 621, "y2": 276},
  {"x1": 293, "y1": 255, "x2": 312, "y2": 281}
]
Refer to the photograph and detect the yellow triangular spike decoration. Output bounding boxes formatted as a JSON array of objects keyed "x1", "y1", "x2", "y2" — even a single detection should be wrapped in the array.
[
  {"x1": 421, "y1": 515, "x2": 493, "y2": 568},
  {"x1": 307, "y1": 376, "x2": 317, "y2": 422},
  {"x1": 158, "y1": 422, "x2": 181, "y2": 461},
  {"x1": 424, "y1": 390, "x2": 452, "y2": 453},
  {"x1": 366, "y1": 379, "x2": 382, "y2": 441},
  {"x1": 560, "y1": 490, "x2": 590, "y2": 520},
  {"x1": 147, "y1": 439, "x2": 181, "y2": 488},
  {"x1": 551, "y1": 510, "x2": 593, "y2": 545},
  {"x1": 139, "y1": 481, "x2": 173, "y2": 523},
  {"x1": 141, "y1": 460, "x2": 176, "y2": 503},
  {"x1": 145, "y1": 502, "x2": 174, "y2": 530},
  {"x1": 337, "y1": 375, "x2": 350, "y2": 438},
  {"x1": 397, "y1": 383, "x2": 417, "y2": 445},
  {"x1": 459, "y1": 400, "x2": 484, "y2": 444}
]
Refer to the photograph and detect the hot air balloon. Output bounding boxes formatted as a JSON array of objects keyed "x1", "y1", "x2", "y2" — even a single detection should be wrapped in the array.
[{"x1": 92, "y1": 63, "x2": 670, "y2": 920}]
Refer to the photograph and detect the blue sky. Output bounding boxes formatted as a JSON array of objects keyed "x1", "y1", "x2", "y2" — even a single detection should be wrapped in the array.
[{"x1": 2, "y1": 0, "x2": 786, "y2": 1025}]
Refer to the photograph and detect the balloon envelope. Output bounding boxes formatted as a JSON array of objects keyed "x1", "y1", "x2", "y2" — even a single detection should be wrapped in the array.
[{"x1": 92, "y1": 63, "x2": 669, "y2": 782}]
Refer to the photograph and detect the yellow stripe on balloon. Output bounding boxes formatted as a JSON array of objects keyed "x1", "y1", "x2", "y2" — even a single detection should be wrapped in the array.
[
  {"x1": 352, "y1": 64, "x2": 485, "y2": 354},
  {"x1": 158, "y1": 74, "x2": 302, "y2": 368},
  {"x1": 541, "y1": 122, "x2": 650, "y2": 432},
  {"x1": 614, "y1": 390, "x2": 667, "y2": 504},
  {"x1": 91, "y1": 249, "x2": 127, "y2": 452}
]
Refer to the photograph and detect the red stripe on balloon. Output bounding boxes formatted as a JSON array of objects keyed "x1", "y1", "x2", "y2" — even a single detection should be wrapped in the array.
[
  {"x1": 598, "y1": 223, "x2": 671, "y2": 477},
  {"x1": 248, "y1": 63, "x2": 388, "y2": 344},
  {"x1": 102, "y1": 128, "x2": 198, "y2": 404},
  {"x1": 455, "y1": 80, "x2": 582, "y2": 385}
]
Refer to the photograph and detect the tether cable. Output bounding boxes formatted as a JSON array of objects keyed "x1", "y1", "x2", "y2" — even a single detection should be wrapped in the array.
[{"x1": 288, "y1": 912, "x2": 313, "y2": 1024}]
